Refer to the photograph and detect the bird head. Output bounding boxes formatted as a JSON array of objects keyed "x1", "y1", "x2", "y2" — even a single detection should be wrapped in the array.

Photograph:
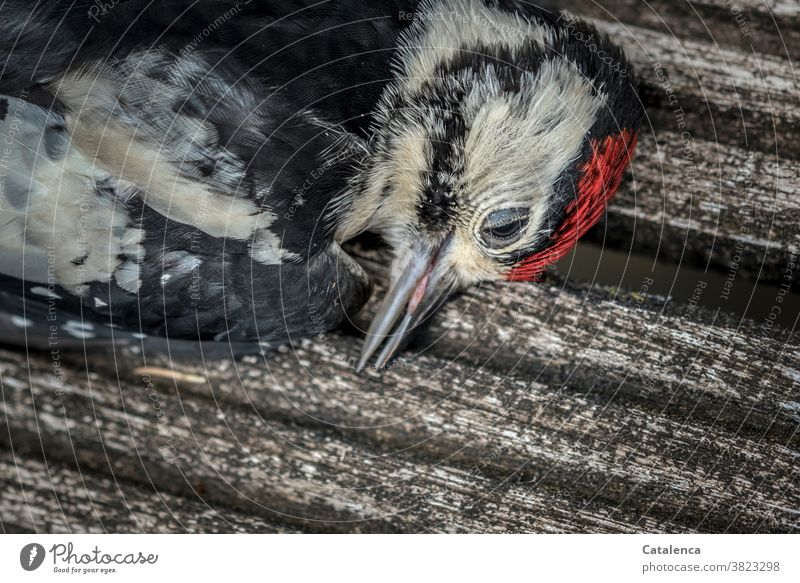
[{"x1": 338, "y1": 1, "x2": 642, "y2": 369}]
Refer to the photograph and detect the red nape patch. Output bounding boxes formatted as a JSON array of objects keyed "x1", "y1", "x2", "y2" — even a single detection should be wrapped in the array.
[{"x1": 507, "y1": 129, "x2": 638, "y2": 282}]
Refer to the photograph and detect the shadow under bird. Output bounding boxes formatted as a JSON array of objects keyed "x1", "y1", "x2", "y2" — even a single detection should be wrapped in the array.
[{"x1": 0, "y1": 0, "x2": 641, "y2": 369}]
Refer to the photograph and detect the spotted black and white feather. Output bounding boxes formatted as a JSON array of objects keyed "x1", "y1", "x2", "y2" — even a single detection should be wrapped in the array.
[{"x1": 0, "y1": 0, "x2": 385, "y2": 347}]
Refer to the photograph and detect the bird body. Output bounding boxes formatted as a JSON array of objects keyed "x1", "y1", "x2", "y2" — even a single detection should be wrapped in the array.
[
  {"x1": 0, "y1": 0, "x2": 641, "y2": 364},
  {"x1": 1, "y1": 0, "x2": 379, "y2": 348}
]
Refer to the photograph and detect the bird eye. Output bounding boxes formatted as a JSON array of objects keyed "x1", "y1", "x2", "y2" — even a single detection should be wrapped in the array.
[{"x1": 480, "y1": 208, "x2": 530, "y2": 249}]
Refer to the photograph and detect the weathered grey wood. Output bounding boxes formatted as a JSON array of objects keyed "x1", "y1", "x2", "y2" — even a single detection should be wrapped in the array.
[
  {"x1": 550, "y1": 5, "x2": 800, "y2": 280},
  {"x1": 0, "y1": 450, "x2": 299, "y2": 533},
  {"x1": 560, "y1": 0, "x2": 800, "y2": 61},
  {"x1": 4, "y1": 259, "x2": 792, "y2": 533},
  {"x1": 605, "y1": 16, "x2": 799, "y2": 147},
  {"x1": 602, "y1": 17, "x2": 800, "y2": 272},
  {"x1": 599, "y1": 129, "x2": 799, "y2": 283},
  {"x1": 121, "y1": 342, "x2": 800, "y2": 532},
  {"x1": 698, "y1": 0, "x2": 800, "y2": 17},
  {"x1": 429, "y1": 281, "x2": 800, "y2": 440},
  {"x1": 354, "y1": 251, "x2": 800, "y2": 441},
  {"x1": 558, "y1": 14, "x2": 800, "y2": 159},
  {"x1": 0, "y1": 352, "x2": 672, "y2": 533},
  {"x1": 3, "y1": 336, "x2": 797, "y2": 532}
]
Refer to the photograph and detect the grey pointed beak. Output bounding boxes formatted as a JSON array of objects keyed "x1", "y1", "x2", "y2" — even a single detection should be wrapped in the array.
[{"x1": 356, "y1": 235, "x2": 453, "y2": 371}]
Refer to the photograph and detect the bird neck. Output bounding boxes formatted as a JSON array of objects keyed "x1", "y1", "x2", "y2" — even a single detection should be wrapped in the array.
[{"x1": 332, "y1": 149, "x2": 388, "y2": 244}]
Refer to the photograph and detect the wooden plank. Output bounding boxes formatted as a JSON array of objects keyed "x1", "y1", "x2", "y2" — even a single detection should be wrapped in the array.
[
  {"x1": 415, "y1": 277, "x2": 800, "y2": 443},
  {"x1": 160, "y1": 341, "x2": 799, "y2": 532},
  {"x1": 352, "y1": 252, "x2": 800, "y2": 442},
  {"x1": 0, "y1": 354, "x2": 667, "y2": 533},
  {"x1": 0, "y1": 449, "x2": 298, "y2": 533},
  {"x1": 8, "y1": 266, "x2": 794, "y2": 532},
  {"x1": 597, "y1": 129, "x2": 800, "y2": 283},
  {"x1": 595, "y1": 19, "x2": 800, "y2": 156},
  {"x1": 691, "y1": 0, "x2": 799, "y2": 19},
  {"x1": 560, "y1": 0, "x2": 800, "y2": 61},
  {"x1": 538, "y1": 8, "x2": 800, "y2": 279}
]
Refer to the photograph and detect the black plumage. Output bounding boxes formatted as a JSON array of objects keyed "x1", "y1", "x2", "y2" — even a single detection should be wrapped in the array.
[{"x1": 0, "y1": 0, "x2": 386, "y2": 348}]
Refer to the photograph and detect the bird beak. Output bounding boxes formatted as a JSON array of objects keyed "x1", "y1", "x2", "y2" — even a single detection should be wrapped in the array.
[{"x1": 356, "y1": 234, "x2": 453, "y2": 371}]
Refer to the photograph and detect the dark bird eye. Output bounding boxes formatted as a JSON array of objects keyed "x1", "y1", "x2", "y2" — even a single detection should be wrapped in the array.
[{"x1": 480, "y1": 208, "x2": 530, "y2": 248}]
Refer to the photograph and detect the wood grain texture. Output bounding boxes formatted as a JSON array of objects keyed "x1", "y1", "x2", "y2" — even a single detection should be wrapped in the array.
[
  {"x1": 2, "y1": 263, "x2": 795, "y2": 533},
  {"x1": 0, "y1": 451, "x2": 299, "y2": 533},
  {"x1": 1, "y1": 328, "x2": 797, "y2": 532},
  {"x1": 560, "y1": 0, "x2": 800, "y2": 60},
  {"x1": 0, "y1": 348, "x2": 672, "y2": 533},
  {"x1": 581, "y1": 15, "x2": 799, "y2": 156},
  {"x1": 598, "y1": 129, "x2": 800, "y2": 282},
  {"x1": 577, "y1": 14, "x2": 799, "y2": 280},
  {"x1": 412, "y1": 276, "x2": 800, "y2": 443}
]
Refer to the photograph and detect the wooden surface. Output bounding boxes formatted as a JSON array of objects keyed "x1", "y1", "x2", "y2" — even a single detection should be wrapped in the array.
[
  {"x1": 1, "y1": 1, "x2": 798, "y2": 533},
  {"x1": 585, "y1": 14, "x2": 800, "y2": 282}
]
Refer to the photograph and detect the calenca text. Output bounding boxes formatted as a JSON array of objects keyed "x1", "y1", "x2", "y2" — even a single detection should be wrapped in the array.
[{"x1": 642, "y1": 544, "x2": 700, "y2": 555}]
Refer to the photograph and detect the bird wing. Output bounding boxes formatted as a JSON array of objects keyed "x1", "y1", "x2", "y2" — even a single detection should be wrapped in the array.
[{"x1": 0, "y1": 1, "x2": 374, "y2": 347}]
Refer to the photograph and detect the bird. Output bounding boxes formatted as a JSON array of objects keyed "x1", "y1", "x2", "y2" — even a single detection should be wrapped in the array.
[{"x1": 0, "y1": 0, "x2": 641, "y2": 369}]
